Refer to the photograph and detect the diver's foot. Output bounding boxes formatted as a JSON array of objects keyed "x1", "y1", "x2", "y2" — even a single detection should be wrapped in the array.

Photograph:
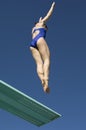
[{"x1": 43, "y1": 86, "x2": 50, "y2": 93}]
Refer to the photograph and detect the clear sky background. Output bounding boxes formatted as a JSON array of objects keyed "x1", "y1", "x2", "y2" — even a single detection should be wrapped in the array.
[{"x1": 0, "y1": 0, "x2": 86, "y2": 129}]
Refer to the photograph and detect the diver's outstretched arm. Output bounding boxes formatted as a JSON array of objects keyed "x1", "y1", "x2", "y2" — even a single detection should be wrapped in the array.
[{"x1": 39, "y1": 2, "x2": 55, "y2": 23}]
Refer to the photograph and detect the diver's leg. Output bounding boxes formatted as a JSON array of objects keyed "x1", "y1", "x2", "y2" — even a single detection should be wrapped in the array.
[
  {"x1": 30, "y1": 47, "x2": 44, "y2": 85},
  {"x1": 37, "y1": 38, "x2": 50, "y2": 93}
]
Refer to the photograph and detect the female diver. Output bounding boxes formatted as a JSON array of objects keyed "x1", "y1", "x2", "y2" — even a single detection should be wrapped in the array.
[{"x1": 30, "y1": 2, "x2": 55, "y2": 93}]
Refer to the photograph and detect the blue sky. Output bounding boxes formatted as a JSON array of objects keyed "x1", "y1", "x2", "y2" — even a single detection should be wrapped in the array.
[{"x1": 0, "y1": 0, "x2": 86, "y2": 129}]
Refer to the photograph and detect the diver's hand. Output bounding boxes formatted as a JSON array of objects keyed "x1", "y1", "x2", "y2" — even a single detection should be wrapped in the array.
[{"x1": 52, "y1": 2, "x2": 55, "y2": 7}]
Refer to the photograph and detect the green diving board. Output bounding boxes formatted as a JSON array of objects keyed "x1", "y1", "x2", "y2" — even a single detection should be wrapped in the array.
[{"x1": 0, "y1": 80, "x2": 61, "y2": 126}]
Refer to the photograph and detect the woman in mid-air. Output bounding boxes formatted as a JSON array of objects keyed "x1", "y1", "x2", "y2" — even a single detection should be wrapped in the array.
[{"x1": 30, "y1": 2, "x2": 55, "y2": 93}]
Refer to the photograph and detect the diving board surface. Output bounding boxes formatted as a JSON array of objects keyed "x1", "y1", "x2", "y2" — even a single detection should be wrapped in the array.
[{"x1": 0, "y1": 80, "x2": 61, "y2": 126}]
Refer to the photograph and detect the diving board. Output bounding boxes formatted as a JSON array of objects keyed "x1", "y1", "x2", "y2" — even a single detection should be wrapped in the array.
[{"x1": 0, "y1": 80, "x2": 61, "y2": 126}]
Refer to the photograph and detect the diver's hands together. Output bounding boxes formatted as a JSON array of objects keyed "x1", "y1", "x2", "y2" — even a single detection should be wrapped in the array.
[{"x1": 52, "y1": 2, "x2": 56, "y2": 7}]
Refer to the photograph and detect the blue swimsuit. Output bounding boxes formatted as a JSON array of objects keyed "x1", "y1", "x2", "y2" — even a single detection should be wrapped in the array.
[{"x1": 30, "y1": 28, "x2": 47, "y2": 49}]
